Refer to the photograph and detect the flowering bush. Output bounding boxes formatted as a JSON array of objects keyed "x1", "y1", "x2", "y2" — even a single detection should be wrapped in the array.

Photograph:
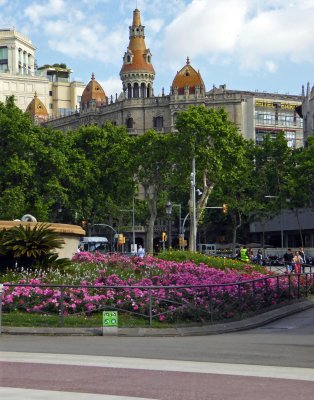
[{"x1": 1, "y1": 252, "x2": 312, "y2": 323}]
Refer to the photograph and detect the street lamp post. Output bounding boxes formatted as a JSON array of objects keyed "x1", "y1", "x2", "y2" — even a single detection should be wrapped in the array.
[
  {"x1": 171, "y1": 203, "x2": 182, "y2": 249},
  {"x1": 190, "y1": 156, "x2": 197, "y2": 252},
  {"x1": 165, "y1": 201, "x2": 173, "y2": 249}
]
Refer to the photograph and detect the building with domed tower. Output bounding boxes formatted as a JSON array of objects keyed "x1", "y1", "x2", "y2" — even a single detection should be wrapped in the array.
[
  {"x1": 25, "y1": 92, "x2": 49, "y2": 123},
  {"x1": 80, "y1": 73, "x2": 108, "y2": 111},
  {"x1": 43, "y1": 8, "x2": 303, "y2": 148}
]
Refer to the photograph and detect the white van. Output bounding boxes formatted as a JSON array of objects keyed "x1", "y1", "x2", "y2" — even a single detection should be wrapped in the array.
[
  {"x1": 198, "y1": 243, "x2": 217, "y2": 255},
  {"x1": 80, "y1": 237, "x2": 109, "y2": 252}
]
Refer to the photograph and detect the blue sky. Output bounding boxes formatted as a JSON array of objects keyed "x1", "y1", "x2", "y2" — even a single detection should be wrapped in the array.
[{"x1": 1, "y1": 0, "x2": 314, "y2": 97}]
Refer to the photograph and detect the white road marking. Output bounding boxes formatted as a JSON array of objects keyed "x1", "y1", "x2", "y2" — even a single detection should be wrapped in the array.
[
  {"x1": 0, "y1": 388, "x2": 156, "y2": 400},
  {"x1": 1, "y1": 351, "x2": 314, "y2": 382}
]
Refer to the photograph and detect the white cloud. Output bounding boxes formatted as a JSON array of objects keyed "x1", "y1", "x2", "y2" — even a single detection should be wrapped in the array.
[
  {"x1": 163, "y1": 0, "x2": 314, "y2": 74},
  {"x1": 164, "y1": 0, "x2": 247, "y2": 59},
  {"x1": 24, "y1": 0, "x2": 66, "y2": 25},
  {"x1": 46, "y1": 21, "x2": 124, "y2": 65},
  {"x1": 145, "y1": 18, "x2": 164, "y2": 34},
  {"x1": 237, "y1": 4, "x2": 314, "y2": 70},
  {"x1": 99, "y1": 77, "x2": 123, "y2": 97},
  {"x1": 265, "y1": 61, "x2": 278, "y2": 73}
]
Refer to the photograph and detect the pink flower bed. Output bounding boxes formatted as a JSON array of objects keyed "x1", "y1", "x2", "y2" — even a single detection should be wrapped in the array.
[{"x1": 1, "y1": 253, "x2": 309, "y2": 322}]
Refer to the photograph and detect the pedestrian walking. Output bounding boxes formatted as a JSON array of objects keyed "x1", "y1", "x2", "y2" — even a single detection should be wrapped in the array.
[
  {"x1": 293, "y1": 251, "x2": 302, "y2": 274},
  {"x1": 240, "y1": 246, "x2": 250, "y2": 262},
  {"x1": 256, "y1": 249, "x2": 263, "y2": 266},
  {"x1": 137, "y1": 245, "x2": 145, "y2": 258},
  {"x1": 299, "y1": 247, "x2": 306, "y2": 273},
  {"x1": 248, "y1": 248, "x2": 254, "y2": 262},
  {"x1": 283, "y1": 248, "x2": 294, "y2": 273}
]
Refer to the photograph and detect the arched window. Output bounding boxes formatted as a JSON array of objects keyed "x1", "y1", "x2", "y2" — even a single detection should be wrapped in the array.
[
  {"x1": 127, "y1": 83, "x2": 132, "y2": 99},
  {"x1": 153, "y1": 116, "x2": 163, "y2": 129},
  {"x1": 147, "y1": 84, "x2": 151, "y2": 98},
  {"x1": 126, "y1": 117, "x2": 134, "y2": 129},
  {"x1": 127, "y1": 54, "x2": 131, "y2": 63},
  {"x1": 133, "y1": 83, "x2": 139, "y2": 98},
  {"x1": 140, "y1": 83, "x2": 146, "y2": 98}
]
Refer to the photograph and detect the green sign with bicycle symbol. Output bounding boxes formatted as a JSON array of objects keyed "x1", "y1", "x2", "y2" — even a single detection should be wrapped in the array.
[{"x1": 103, "y1": 311, "x2": 118, "y2": 327}]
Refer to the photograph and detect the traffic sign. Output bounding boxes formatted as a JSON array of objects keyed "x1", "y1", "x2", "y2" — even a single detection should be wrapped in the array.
[{"x1": 103, "y1": 311, "x2": 118, "y2": 327}]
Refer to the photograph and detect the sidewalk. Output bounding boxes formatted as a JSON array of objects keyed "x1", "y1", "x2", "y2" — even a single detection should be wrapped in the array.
[{"x1": 2, "y1": 299, "x2": 314, "y2": 337}]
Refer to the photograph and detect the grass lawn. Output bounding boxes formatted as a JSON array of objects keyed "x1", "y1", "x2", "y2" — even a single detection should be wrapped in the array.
[{"x1": 1, "y1": 310, "x2": 177, "y2": 329}]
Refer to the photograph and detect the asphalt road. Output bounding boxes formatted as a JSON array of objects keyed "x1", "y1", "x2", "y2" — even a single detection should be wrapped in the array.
[
  {"x1": 1, "y1": 307, "x2": 314, "y2": 368},
  {"x1": 1, "y1": 308, "x2": 314, "y2": 399}
]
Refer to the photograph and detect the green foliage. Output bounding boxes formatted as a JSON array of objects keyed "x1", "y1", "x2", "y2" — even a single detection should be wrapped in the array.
[
  {"x1": 0, "y1": 223, "x2": 70, "y2": 269},
  {"x1": 66, "y1": 123, "x2": 136, "y2": 225},
  {"x1": 156, "y1": 250, "x2": 266, "y2": 273}
]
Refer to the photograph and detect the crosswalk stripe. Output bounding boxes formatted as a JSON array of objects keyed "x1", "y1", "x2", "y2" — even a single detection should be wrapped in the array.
[
  {"x1": 0, "y1": 387, "x2": 156, "y2": 400},
  {"x1": 1, "y1": 351, "x2": 314, "y2": 382}
]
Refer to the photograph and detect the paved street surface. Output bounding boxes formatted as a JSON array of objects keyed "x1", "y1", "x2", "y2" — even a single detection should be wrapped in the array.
[{"x1": 1, "y1": 308, "x2": 314, "y2": 399}]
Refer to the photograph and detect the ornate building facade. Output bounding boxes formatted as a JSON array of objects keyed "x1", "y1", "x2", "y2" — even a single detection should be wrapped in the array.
[{"x1": 43, "y1": 8, "x2": 304, "y2": 148}]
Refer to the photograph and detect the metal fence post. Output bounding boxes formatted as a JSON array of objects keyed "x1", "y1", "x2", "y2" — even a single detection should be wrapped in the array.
[
  {"x1": 60, "y1": 286, "x2": 64, "y2": 326},
  {"x1": 209, "y1": 286, "x2": 213, "y2": 323},
  {"x1": 238, "y1": 283, "x2": 242, "y2": 316},
  {"x1": 0, "y1": 284, "x2": 3, "y2": 335},
  {"x1": 149, "y1": 288, "x2": 152, "y2": 328}
]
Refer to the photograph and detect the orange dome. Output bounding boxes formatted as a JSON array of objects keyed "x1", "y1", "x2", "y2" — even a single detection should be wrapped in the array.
[
  {"x1": 25, "y1": 92, "x2": 48, "y2": 121},
  {"x1": 81, "y1": 73, "x2": 107, "y2": 106},
  {"x1": 120, "y1": 9, "x2": 155, "y2": 75},
  {"x1": 172, "y1": 57, "x2": 205, "y2": 95}
]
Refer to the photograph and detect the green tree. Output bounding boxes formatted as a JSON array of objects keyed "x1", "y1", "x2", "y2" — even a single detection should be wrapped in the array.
[
  {"x1": 251, "y1": 132, "x2": 293, "y2": 247},
  {"x1": 0, "y1": 96, "x2": 70, "y2": 221},
  {"x1": 65, "y1": 123, "x2": 136, "y2": 230},
  {"x1": 132, "y1": 130, "x2": 176, "y2": 254},
  {"x1": 174, "y1": 106, "x2": 248, "y2": 251}
]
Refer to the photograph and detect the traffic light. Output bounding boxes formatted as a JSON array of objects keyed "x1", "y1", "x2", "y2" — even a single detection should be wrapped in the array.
[
  {"x1": 118, "y1": 234, "x2": 125, "y2": 245},
  {"x1": 222, "y1": 204, "x2": 228, "y2": 214},
  {"x1": 162, "y1": 231, "x2": 167, "y2": 242},
  {"x1": 82, "y1": 220, "x2": 87, "y2": 228}
]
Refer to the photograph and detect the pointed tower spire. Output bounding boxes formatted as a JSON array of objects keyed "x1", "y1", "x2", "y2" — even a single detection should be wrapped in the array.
[
  {"x1": 120, "y1": 8, "x2": 155, "y2": 99},
  {"x1": 133, "y1": 8, "x2": 141, "y2": 27}
]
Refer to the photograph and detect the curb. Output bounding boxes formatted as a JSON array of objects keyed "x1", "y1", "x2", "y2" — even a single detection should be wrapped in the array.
[{"x1": 2, "y1": 300, "x2": 314, "y2": 337}]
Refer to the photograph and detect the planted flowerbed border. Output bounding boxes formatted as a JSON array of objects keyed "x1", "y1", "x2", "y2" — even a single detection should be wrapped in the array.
[{"x1": 1, "y1": 253, "x2": 313, "y2": 327}]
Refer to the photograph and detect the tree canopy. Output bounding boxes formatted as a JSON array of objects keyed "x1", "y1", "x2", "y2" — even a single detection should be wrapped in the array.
[{"x1": 0, "y1": 97, "x2": 313, "y2": 253}]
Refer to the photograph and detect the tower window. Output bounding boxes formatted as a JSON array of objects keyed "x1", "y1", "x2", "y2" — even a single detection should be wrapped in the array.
[
  {"x1": 126, "y1": 117, "x2": 134, "y2": 129},
  {"x1": 127, "y1": 55, "x2": 131, "y2": 63},
  {"x1": 153, "y1": 116, "x2": 163, "y2": 129},
  {"x1": 133, "y1": 83, "x2": 139, "y2": 98}
]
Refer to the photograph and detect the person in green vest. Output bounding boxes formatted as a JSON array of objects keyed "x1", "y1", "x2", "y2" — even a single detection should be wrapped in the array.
[{"x1": 240, "y1": 245, "x2": 250, "y2": 262}]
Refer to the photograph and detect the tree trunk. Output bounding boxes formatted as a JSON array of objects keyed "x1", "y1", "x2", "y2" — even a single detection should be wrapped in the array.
[
  {"x1": 231, "y1": 210, "x2": 241, "y2": 256},
  {"x1": 145, "y1": 185, "x2": 158, "y2": 255}
]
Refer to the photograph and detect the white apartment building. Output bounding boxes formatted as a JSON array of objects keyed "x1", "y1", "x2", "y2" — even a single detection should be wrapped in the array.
[{"x1": 0, "y1": 28, "x2": 85, "y2": 117}]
